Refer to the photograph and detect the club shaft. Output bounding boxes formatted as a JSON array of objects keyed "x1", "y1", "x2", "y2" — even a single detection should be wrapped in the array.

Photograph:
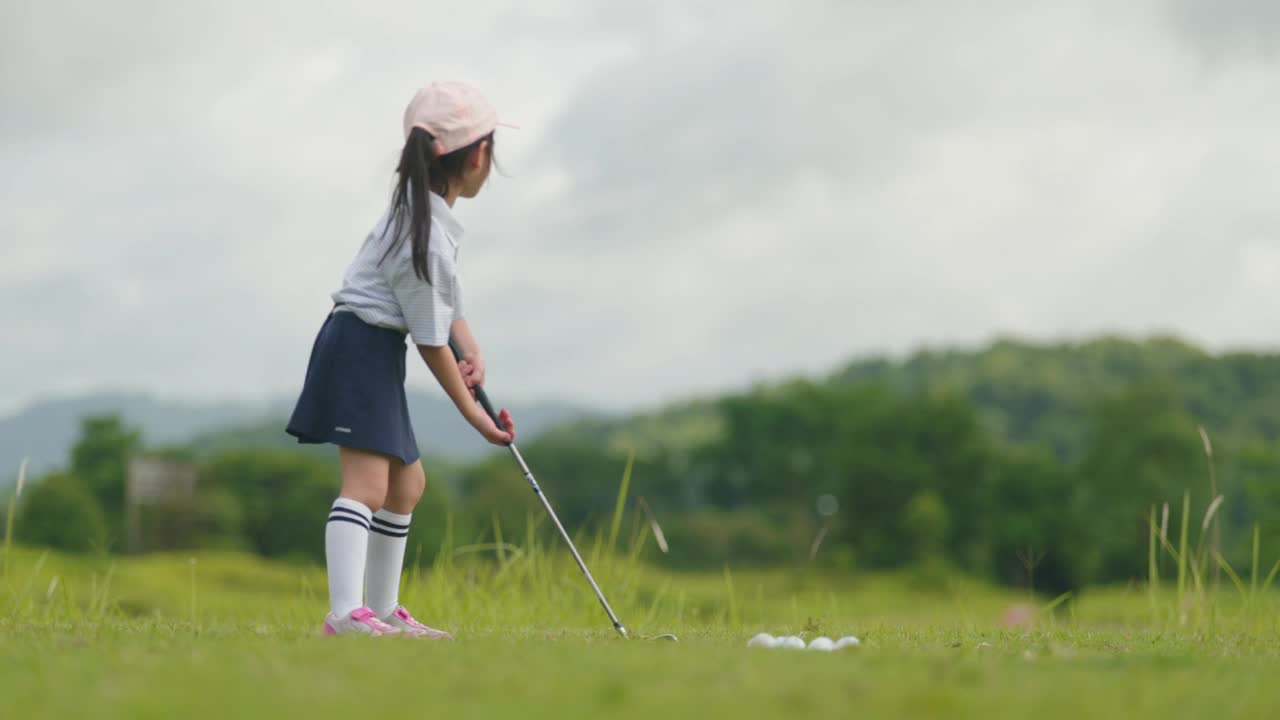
[
  {"x1": 506, "y1": 442, "x2": 628, "y2": 638},
  {"x1": 446, "y1": 338, "x2": 628, "y2": 638}
]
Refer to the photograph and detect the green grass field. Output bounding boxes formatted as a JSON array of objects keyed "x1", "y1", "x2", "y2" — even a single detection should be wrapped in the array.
[{"x1": 3, "y1": 539, "x2": 1279, "y2": 720}]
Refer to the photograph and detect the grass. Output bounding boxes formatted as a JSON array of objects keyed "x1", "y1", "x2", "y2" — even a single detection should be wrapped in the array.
[
  {"x1": 5, "y1": 620, "x2": 1277, "y2": 719},
  {"x1": 3, "y1": 537, "x2": 1280, "y2": 719},
  {"x1": 5, "y1": 455, "x2": 1280, "y2": 719}
]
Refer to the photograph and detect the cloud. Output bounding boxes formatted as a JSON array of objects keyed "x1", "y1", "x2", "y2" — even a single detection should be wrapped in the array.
[
  {"x1": 1164, "y1": 0, "x2": 1280, "y2": 57},
  {"x1": 466, "y1": 0, "x2": 1280, "y2": 405},
  {"x1": 2, "y1": 0, "x2": 1278, "y2": 417}
]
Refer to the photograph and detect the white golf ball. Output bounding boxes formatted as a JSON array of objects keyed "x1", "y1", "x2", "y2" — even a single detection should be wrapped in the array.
[
  {"x1": 834, "y1": 636, "x2": 861, "y2": 649},
  {"x1": 747, "y1": 633, "x2": 778, "y2": 648},
  {"x1": 780, "y1": 635, "x2": 806, "y2": 649},
  {"x1": 807, "y1": 637, "x2": 835, "y2": 651}
]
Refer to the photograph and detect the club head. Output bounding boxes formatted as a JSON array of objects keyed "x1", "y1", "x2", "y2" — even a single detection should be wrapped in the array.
[{"x1": 650, "y1": 633, "x2": 679, "y2": 642}]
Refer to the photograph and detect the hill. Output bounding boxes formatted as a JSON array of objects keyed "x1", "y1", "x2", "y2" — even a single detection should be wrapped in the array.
[{"x1": 830, "y1": 335, "x2": 1280, "y2": 459}]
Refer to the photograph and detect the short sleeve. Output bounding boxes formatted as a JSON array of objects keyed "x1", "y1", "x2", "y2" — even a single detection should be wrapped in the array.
[{"x1": 385, "y1": 238, "x2": 459, "y2": 347}]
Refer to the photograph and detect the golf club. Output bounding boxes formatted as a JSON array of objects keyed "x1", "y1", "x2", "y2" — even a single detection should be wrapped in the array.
[{"x1": 448, "y1": 338, "x2": 677, "y2": 642}]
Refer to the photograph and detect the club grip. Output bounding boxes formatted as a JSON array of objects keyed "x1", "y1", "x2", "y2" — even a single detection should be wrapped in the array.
[{"x1": 447, "y1": 337, "x2": 503, "y2": 429}]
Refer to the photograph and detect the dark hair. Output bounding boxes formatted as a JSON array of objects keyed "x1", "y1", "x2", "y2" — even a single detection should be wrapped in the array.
[{"x1": 381, "y1": 127, "x2": 494, "y2": 283}]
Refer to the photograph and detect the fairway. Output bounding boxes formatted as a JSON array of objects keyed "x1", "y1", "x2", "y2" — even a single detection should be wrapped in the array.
[
  {"x1": 5, "y1": 626, "x2": 1277, "y2": 719},
  {"x1": 3, "y1": 548, "x2": 1277, "y2": 719}
]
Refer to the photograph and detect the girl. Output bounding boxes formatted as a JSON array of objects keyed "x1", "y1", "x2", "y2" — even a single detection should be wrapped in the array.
[{"x1": 286, "y1": 81, "x2": 517, "y2": 638}]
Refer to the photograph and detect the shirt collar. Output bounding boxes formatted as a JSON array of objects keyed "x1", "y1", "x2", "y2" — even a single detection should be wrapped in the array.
[{"x1": 429, "y1": 192, "x2": 464, "y2": 247}]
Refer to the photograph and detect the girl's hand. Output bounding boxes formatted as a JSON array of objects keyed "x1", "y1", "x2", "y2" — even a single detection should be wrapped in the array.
[
  {"x1": 457, "y1": 353, "x2": 486, "y2": 397},
  {"x1": 470, "y1": 406, "x2": 516, "y2": 446}
]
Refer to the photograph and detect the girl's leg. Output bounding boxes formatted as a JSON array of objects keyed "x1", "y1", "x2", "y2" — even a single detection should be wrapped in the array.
[
  {"x1": 365, "y1": 458, "x2": 426, "y2": 618},
  {"x1": 326, "y1": 448, "x2": 391, "y2": 619}
]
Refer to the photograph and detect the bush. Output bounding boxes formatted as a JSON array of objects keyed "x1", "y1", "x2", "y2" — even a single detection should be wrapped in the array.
[
  {"x1": 902, "y1": 489, "x2": 950, "y2": 562},
  {"x1": 198, "y1": 450, "x2": 463, "y2": 565},
  {"x1": 660, "y1": 509, "x2": 802, "y2": 568},
  {"x1": 17, "y1": 473, "x2": 109, "y2": 552},
  {"x1": 200, "y1": 450, "x2": 339, "y2": 562}
]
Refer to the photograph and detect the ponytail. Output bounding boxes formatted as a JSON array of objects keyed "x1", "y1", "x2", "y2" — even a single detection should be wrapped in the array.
[
  {"x1": 383, "y1": 127, "x2": 437, "y2": 283},
  {"x1": 381, "y1": 127, "x2": 496, "y2": 283}
]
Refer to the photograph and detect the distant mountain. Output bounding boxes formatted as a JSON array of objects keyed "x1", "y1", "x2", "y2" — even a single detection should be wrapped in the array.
[
  {"x1": 0, "y1": 391, "x2": 590, "y2": 484},
  {"x1": 189, "y1": 392, "x2": 591, "y2": 463},
  {"x1": 0, "y1": 393, "x2": 271, "y2": 481}
]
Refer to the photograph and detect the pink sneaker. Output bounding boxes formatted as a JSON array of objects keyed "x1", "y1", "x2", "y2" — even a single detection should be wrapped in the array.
[
  {"x1": 323, "y1": 606, "x2": 401, "y2": 637},
  {"x1": 382, "y1": 606, "x2": 453, "y2": 639}
]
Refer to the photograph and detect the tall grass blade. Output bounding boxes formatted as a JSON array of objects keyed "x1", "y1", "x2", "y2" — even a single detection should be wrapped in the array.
[
  {"x1": 2, "y1": 500, "x2": 13, "y2": 585},
  {"x1": 723, "y1": 565, "x2": 739, "y2": 630},
  {"x1": 638, "y1": 496, "x2": 669, "y2": 554},
  {"x1": 1198, "y1": 425, "x2": 1222, "y2": 590},
  {"x1": 1251, "y1": 524, "x2": 1260, "y2": 597},
  {"x1": 453, "y1": 543, "x2": 523, "y2": 558},
  {"x1": 642, "y1": 578, "x2": 672, "y2": 627},
  {"x1": 1148, "y1": 505, "x2": 1159, "y2": 618},
  {"x1": 189, "y1": 557, "x2": 199, "y2": 629},
  {"x1": 17, "y1": 550, "x2": 49, "y2": 610},
  {"x1": 1148, "y1": 505, "x2": 1158, "y2": 587},
  {"x1": 1201, "y1": 495, "x2": 1224, "y2": 533},
  {"x1": 442, "y1": 512, "x2": 455, "y2": 557},
  {"x1": 2, "y1": 458, "x2": 27, "y2": 584},
  {"x1": 1261, "y1": 558, "x2": 1280, "y2": 594},
  {"x1": 1041, "y1": 591, "x2": 1072, "y2": 614},
  {"x1": 1213, "y1": 551, "x2": 1247, "y2": 600},
  {"x1": 626, "y1": 522, "x2": 650, "y2": 567},
  {"x1": 524, "y1": 509, "x2": 538, "y2": 579},
  {"x1": 809, "y1": 524, "x2": 830, "y2": 563},
  {"x1": 492, "y1": 512, "x2": 506, "y2": 567},
  {"x1": 1177, "y1": 491, "x2": 1189, "y2": 621},
  {"x1": 608, "y1": 450, "x2": 635, "y2": 554}
]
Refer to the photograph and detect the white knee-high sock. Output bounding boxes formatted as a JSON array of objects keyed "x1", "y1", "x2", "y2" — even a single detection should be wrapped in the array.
[
  {"x1": 326, "y1": 498, "x2": 372, "y2": 618},
  {"x1": 366, "y1": 509, "x2": 411, "y2": 618}
]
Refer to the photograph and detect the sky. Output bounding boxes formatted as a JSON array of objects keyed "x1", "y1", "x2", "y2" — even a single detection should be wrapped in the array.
[{"x1": 2, "y1": 0, "x2": 1278, "y2": 416}]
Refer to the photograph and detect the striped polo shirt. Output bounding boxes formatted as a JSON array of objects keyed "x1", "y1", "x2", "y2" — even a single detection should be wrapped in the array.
[{"x1": 331, "y1": 192, "x2": 464, "y2": 346}]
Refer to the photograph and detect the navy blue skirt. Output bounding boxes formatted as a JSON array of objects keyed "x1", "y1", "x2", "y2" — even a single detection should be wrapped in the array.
[{"x1": 286, "y1": 309, "x2": 420, "y2": 465}]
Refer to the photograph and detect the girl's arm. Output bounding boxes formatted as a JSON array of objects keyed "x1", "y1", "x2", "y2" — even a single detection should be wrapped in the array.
[
  {"x1": 450, "y1": 318, "x2": 480, "y2": 359},
  {"x1": 418, "y1": 344, "x2": 513, "y2": 445},
  {"x1": 449, "y1": 318, "x2": 486, "y2": 389}
]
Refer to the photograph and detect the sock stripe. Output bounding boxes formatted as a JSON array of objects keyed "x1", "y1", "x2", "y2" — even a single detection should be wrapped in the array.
[
  {"x1": 330, "y1": 506, "x2": 372, "y2": 523},
  {"x1": 327, "y1": 514, "x2": 370, "y2": 531},
  {"x1": 370, "y1": 525, "x2": 409, "y2": 538},
  {"x1": 371, "y1": 516, "x2": 410, "y2": 530}
]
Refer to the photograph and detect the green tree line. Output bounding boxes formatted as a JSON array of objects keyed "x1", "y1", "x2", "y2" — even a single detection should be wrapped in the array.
[{"x1": 5, "y1": 336, "x2": 1279, "y2": 593}]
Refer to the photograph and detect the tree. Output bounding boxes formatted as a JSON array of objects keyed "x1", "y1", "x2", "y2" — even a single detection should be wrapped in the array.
[
  {"x1": 1238, "y1": 443, "x2": 1280, "y2": 563},
  {"x1": 984, "y1": 447, "x2": 1079, "y2": 593},
  {"x1": 1073, "y1": 384, "x2": 1204, "y2": 584},
  {"x1": 71, "y1": 415, "x2": 142, "y2": 542},
  {"x1": 699, "y1": 381, "x2": 1001, "y2": 570}
]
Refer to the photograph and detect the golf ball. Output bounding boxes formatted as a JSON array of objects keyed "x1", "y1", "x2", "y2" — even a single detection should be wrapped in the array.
[
  {"x1": 807, "y1": 637, "x2": 835, "y2": 651},
  {"x1": 747, "y1": 633, "x2": 779, "y2": 648},
  {"x1": 834, "y1": 636, "x2": 861, "y2": 649},
  {"x1": 780, "y1": 636, "x2": 806, "y2": 649}
]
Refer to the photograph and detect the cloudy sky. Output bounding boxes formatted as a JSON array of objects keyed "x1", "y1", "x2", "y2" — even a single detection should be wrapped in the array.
[{"x1": 2, "y1": 0, "x2": 1278, "y2": 416}]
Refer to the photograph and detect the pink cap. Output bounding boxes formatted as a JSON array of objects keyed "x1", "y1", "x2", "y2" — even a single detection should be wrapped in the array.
[{"x1": 402, "y1": 81, "x2": 513, "y2": 156}]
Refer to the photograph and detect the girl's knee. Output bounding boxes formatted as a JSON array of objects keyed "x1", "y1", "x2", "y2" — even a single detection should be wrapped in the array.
[
  {"x1": 340, "y1": 489, "x2": 385, "y2": 514},
  {"x1": 339, "y1": 471, "x2": 389, "y2": 513},
  {"x1": 388, "y1": 462, "x2": 427, "y2": 510}
]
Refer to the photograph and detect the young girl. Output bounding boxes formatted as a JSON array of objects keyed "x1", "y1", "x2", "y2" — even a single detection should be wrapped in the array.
[{"x1": 286, "y1": 81, "x2": 517, "y2": 638}]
